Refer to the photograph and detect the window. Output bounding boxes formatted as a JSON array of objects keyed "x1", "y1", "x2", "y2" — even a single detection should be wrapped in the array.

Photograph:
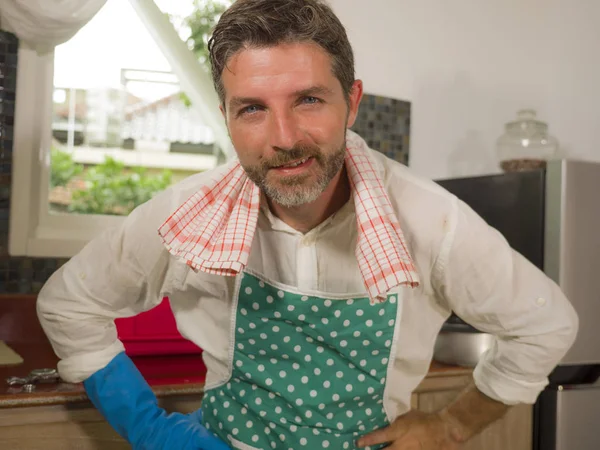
[{"x1": 10, "y1": 0, "x2": 232, "y2": 257}]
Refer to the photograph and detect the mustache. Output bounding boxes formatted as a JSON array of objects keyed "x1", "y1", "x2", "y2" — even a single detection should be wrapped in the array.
[{"x1": 263, "y1": 145, "x2": 322, "y2": 170}]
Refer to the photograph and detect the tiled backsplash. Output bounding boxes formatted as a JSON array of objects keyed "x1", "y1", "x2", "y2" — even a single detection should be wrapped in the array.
[
  {"x1": 351, "y1": 94, "x2": 411, "y2": 165},
  {"x1": 0, "y1": 31, "x2": 68, "y2": 294},
  {"x1": 0, "y1": 31, "x2": 411, "y2": 294}
]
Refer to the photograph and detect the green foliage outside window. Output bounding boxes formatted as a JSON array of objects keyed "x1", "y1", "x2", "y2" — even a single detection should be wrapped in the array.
[
  {"x1": 50, "y1": 147, "x2": 83, "y2": 188},
  {"x1": 51, "y1": 149, "x2": 172, "y2": 216},
  {"x1": 69, "y1": 157, "x2": 172, "y2": 216},
  {"x1": 185, "y1": 0, "x2": 229, "y2": 66},
  {"x1": 177, "y1": 0, "x2": 229, "y2": 107}
]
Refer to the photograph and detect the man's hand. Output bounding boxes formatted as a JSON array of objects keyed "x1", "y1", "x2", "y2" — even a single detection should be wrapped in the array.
[
  {"x1": 356, "y1": 409, "x2": 464, "y2": 449},
  {"x1": 357, "y1": 381, "x2": 512, "y2": 449}
]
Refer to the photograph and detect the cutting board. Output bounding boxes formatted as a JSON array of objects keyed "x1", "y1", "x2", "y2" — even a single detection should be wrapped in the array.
[{"x1": 0, "y1": 340, "x2": 24, "y2": 366}]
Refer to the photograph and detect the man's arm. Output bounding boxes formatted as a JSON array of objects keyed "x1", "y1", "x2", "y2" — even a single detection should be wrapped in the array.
[
  {"x1": 359, "y1": 194, "x2": 578, "y2": 449},
  {"x1": 37, "y1": 195, "x2": 170, "y2": 383},
  {"x1": 439, "y1": 381, "x2": 510, "y2": 443},
  {"x1": 357, "y1": 380, "x2": 509, "y2": 448},
  {"x1": 435, "y1": 196, "x2": 578, "y2": 407},
  {"x1": 357, "y1": 383, "x2": 510, "y2": 450},
  {"x1": 37, "y1": 184, "x2": 229, "y2": 449}
]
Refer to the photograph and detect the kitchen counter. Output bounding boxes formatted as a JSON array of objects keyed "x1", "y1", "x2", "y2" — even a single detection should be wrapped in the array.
[
  {"x1": 425, "y1": 360, "x2": 473, "y2": 377},
  {"x1": 0, "y1": 351, "x2": 207, "y2": 409},
  {"x1": 1, "y1": 342, "x2": 472, "y2": 408},
  {"x1": 0, "y1": 334, "x2": 208, "y2": 408},
  {"x1": 0, "y1": 294, "x2": 204, "y2": 409},
  {"x1": 0, "y1": 294, "x2": 474, "y2": 409}
]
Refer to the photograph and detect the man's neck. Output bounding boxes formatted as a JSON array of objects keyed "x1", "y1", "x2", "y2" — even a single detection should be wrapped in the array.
[{"x1": 267, "y1": 167, "x2": 351, "y2": 234}]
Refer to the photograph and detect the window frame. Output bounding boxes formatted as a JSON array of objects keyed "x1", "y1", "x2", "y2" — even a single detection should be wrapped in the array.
[{"x1": 9, "y1": 0, "x2": 230, "y2": 258}]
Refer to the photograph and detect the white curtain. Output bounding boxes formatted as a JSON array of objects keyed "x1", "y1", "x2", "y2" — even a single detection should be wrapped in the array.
[{"x1": 0, "y1": 0, "x2": 107, "y2": 53}]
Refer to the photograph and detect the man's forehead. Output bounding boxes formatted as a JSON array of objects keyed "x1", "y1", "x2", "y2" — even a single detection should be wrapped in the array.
[
  {"x1": 221, "y1": 43, "x2": 339, "y2": 102},
  {"x1": 223, "y1": 42, "x2": 333, "y2": 75}
]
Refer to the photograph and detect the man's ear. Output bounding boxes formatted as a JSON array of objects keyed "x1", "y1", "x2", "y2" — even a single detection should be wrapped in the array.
[{"x1": 345, "y1": 80, "x2": 364, "y2": 128}]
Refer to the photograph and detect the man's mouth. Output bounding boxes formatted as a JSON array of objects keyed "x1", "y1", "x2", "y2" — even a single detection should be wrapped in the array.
[{"x1": 274, "y1": 157, "x2": 312, "y2": 169}]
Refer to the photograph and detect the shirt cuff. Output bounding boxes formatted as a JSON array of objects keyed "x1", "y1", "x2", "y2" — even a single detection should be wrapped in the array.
[
  {"x1": 472, "y1": 353, "x2": 549, "y2": 405},
  {"x1": 57, "y1": 340, "x2": 126, "y2": 383}
]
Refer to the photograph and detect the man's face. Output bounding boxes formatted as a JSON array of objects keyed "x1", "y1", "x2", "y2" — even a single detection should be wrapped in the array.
[{"x1": 220, "y1": 42, "x2": 362, "y2": 207}]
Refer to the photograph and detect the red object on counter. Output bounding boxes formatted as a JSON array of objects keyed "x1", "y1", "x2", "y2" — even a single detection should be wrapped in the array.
[
  {"x1": 132, "y1": 354, "x2": 207, "y2": 385},
  {"x1": 115, "y1": 297, "x2": 203, "y2": 357}
]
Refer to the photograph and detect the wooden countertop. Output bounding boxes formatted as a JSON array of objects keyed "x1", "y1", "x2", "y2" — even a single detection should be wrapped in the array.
[
  {"x1": 0, "y1": 342, "x2": 207, "y2": 408},
  {"x1": 1, "y1": 351, "x2": 472, "y2": 409},
  {"x1": 427, "y1": 360, "x2": 473, "y2": 377}
]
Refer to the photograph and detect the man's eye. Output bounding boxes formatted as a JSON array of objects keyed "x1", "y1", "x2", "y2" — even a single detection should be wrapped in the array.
[
  {"x1": 241, "y1": 105, "x2": 261, "y2": 115},
  {"x1": 302, "y1": 96, "x2": 320, "y2": 104}
]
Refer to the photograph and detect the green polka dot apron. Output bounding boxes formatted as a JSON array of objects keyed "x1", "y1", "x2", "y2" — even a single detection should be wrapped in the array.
[{"x1": 202, "y1": 271, "x2": 401, "y2": 449}]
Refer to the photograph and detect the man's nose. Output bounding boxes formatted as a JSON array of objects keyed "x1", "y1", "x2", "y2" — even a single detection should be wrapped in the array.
[{"x1": 268, "y1": 111, "x2": 302, "y2": 151}]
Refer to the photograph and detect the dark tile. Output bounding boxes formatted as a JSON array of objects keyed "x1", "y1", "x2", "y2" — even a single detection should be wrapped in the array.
[
  {"x1": 0, "y1": 30, "x2": 69, "y2": 294},
  {"x1": 6, "y1": 53, "x2": 17, "y2": 68},
  {"x1": 5, "y1": 280, "x2": 19, "y2": 292},
  {"x1": 351, "y1": 93, "x2": 411, "y2": 165}
]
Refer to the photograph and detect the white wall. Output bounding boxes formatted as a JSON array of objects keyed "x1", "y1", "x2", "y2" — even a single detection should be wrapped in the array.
[
  {"x1": 329, "y1": 0, "x2": 599, "y2": 179},
  {"x1": 544, "y1": 0, "x2": 600, "y2": 165}
]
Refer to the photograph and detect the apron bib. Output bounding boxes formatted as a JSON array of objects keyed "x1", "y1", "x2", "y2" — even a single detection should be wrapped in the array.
[{"x1": 202, "y1": 272, "x2": 401, "y2": 449}]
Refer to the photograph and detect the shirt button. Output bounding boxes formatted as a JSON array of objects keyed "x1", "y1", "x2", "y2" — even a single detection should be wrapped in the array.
[
  {"x1": 536, "y1": 297, "x2": 546, "y2": 306},
  {"x1": 301, "y1": 237, "x2": 313, "y2": 247},
  {"x1": 79, "y1": 272, "x2": 86, "y2": 280}
]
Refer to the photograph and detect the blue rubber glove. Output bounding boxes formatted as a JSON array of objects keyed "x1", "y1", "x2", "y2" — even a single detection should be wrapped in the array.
[{"x1": 83, "y1": 351, "x2": 230, "y2": 450}]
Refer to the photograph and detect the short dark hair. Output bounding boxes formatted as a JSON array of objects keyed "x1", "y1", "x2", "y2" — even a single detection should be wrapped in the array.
[{"x1": 208, "y1": 0, "x2": 355, "y2": 105}]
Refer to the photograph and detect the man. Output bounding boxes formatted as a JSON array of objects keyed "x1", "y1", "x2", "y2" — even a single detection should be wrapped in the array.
[{"x1": 37, "y1": 0, "x2": 578, "y2": 449}]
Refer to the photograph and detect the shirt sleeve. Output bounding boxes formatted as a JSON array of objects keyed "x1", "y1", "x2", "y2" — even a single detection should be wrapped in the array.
[
  {"x1": 37, "y1": 191, "x2": 175, "y2": 383},
  {"x1": 432, "y1": 195, "x2": 579, "y2": 405}
]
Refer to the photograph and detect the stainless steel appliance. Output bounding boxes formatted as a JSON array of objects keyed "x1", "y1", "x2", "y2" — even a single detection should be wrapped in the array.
[{"x1": 435, "y1": 160, "x2": 600, "y2": 450}]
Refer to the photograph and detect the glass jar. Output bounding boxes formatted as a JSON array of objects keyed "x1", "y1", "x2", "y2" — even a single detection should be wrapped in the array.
[{"x1": 496, "y1": 109, "x2": 559, "y2": 172}]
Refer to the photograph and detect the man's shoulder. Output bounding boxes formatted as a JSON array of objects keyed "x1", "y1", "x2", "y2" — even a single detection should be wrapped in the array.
[
  {"x1": 369, "y1": 149, "x2": 455, "y2": 206},
  {"x1": 367, "y1": 150, "x2": 459, "y2": 268}
]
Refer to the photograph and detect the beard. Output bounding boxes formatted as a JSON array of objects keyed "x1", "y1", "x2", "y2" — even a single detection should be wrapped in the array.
[{"x1": 242, "y1": 136, "x2": 347, "y2": 208}]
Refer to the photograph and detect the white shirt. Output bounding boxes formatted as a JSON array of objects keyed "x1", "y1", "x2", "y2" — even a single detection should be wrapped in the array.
[{"x1": 37, "y1": 146, "x2": 578, "y2": 419}]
